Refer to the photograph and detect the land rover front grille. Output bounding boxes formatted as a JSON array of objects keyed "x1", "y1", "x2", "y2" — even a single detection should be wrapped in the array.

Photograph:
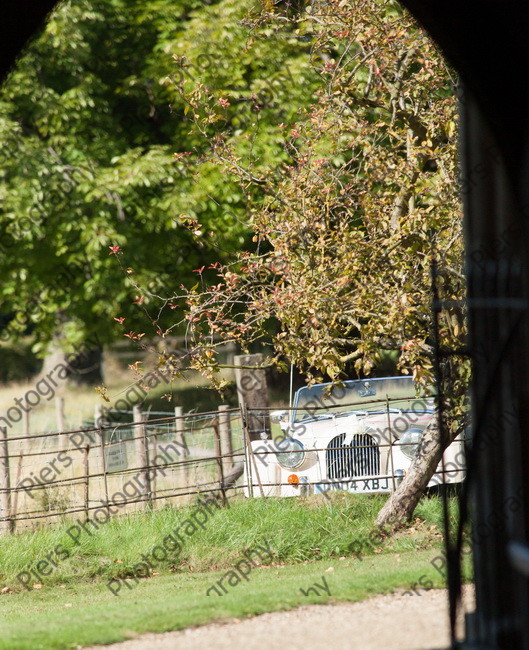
[{"x1": 326, "y1": 433, "x2": 380, "y2": 479}]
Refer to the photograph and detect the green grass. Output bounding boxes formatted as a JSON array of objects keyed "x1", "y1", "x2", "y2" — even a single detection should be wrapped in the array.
[
  {"x1": 0, "y1": 494, "x2": 451, "y2": 589},
  {"x1": 0, "y1": 549, "x2": 462, "y2": 650},
  {"x1": 0, "y1": 494, "x2": 468, "y2": 649}
]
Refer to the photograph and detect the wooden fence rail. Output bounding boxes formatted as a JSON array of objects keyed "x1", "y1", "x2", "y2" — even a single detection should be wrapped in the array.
[
  {"x1": 1, "y1": 395, "x2": 461, "y2": 534},
  {"x1": 0, "y1": 404, "x2": 246, "y2": 533}
]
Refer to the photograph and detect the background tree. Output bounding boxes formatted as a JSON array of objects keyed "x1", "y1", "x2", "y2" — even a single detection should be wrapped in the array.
[{"x1": 0, "y1": 0, "x2": 317, "y2": 381}]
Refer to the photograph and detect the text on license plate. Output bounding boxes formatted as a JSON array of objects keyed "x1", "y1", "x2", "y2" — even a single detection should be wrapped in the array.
[{"x1": 316, "y1": 477, "x2": 391, "y2": 494}]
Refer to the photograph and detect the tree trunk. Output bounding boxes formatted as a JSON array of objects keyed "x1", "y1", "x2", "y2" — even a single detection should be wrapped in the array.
[
  {"x1": 67, "y1": 346, "x2": 103, "y2": 385},
  {"x1": 374, "y1": 417, "x2": 457, "y2": 530},
  {"x1": 40, "y1": 334, "x2": 68, "y2": 379},
  {"x1": 234, "y1": 353, "x2": 270, "y2": 441},
  {"x1": 40, "y1": 332, "x2": 103, "y2": 387}
]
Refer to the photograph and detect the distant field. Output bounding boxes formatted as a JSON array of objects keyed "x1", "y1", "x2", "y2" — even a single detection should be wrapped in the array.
[
  {"x1": 0, "y1": 339, "x2": 291, "y2": 438},
  {"x1": 0, "y1": 372, "x2": 236, "y2": 437}
]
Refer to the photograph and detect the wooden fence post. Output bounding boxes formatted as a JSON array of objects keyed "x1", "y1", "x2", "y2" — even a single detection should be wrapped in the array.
[
  {"x1": 174, "y1": 407, "x2": 189, "y2": 489},
  {"x1": 22, "y1": 409, "x2": 30, "y2": 438},
  {"x1": 218, "y1": 405, "x2": 233, "y2": 475},
  {"x1": 11, "y1": 452, "x2": 24, "y2": 531},
  {"x1": 151, "y1": 431, "x2": 158, "y2": 503},
  {"x1": 0, "y1": 427, "x2": 13, "y2": 535},
  {"x1": 234, "y1": 353, "x2": 270, "y2": 441},
  {"x1": 213, "y1": 417, "x2": 227, "y2": 505},
  {"x1": 134, "y1": 405, "x2": 151, "y2": 509},
  {"x1": 96, "y1": 405, "x2": 110, "y2": 514},
  {"x1": 83, "y1": 445, "x2": 90, "y2": 521},
  {"x1": 15, "y1": 406, "x2": 31, "y2": 528},
  {"x1": 56, "y1": 396, "x2": 67, "y2": 449},
  {"x1": 240, "y1": 402, "x2": 265, "y2": 499}
]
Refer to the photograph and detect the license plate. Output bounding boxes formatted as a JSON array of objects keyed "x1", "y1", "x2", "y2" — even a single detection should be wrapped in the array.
[{"x1": 316, "y1": 477, "x2": 391, "y2": 494}]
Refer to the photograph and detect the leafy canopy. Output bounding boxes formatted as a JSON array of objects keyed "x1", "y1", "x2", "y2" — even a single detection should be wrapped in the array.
[
  {"x1": 148, "y1": 0, "x2": 466, "y2": 415},
  {"x1": 0, "y1": 0, "x2": 316, "y2": 356}
]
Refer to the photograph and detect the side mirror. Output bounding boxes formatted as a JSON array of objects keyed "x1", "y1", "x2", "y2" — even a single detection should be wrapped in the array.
[
  {"x1": 395, "y1": 469, "x2": 405, "y2": 485},
  {"x1": 270, "y1": 409, "x2": 288, "y2": 423}
]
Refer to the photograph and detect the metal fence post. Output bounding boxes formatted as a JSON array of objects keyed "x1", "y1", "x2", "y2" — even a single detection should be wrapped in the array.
[
  {"x1": 241, "y1": 403, "x2": 253, "y2": 498},
  {"x1": 386, "y1": 396, "x2": 396, "y2": 491}
]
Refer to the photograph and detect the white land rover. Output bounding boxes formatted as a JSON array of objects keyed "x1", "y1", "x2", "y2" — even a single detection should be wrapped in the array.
[{"x1": 244, "y1": 376, "x2": 466, "y2": 497}]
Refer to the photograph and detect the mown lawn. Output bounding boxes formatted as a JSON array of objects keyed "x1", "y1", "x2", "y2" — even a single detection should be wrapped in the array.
[
  {"x1": 0, "y1": 549, "x2": 459, "y2": 650},
  {"x1": 0, "y1": 494, "x2": 468, "y2": 649}
]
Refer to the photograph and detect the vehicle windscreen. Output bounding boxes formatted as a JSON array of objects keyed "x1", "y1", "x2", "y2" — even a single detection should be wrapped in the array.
[{"x1": 293, "y1": 377, "x2": 433, "y2": 421}]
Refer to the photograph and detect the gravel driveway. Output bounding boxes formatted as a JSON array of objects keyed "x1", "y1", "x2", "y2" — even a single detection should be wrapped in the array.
[{"x1": 87, "y1": 587, "x2": 473, "y2": 650}]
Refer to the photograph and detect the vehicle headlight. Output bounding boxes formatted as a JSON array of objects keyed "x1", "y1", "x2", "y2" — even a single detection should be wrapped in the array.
[
  {"x1": 399, "y1": 428, "x2": 423, "y2": 459},
  {"x1": 275, "y1": 438, "x2": 306, "y2": 469}
]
